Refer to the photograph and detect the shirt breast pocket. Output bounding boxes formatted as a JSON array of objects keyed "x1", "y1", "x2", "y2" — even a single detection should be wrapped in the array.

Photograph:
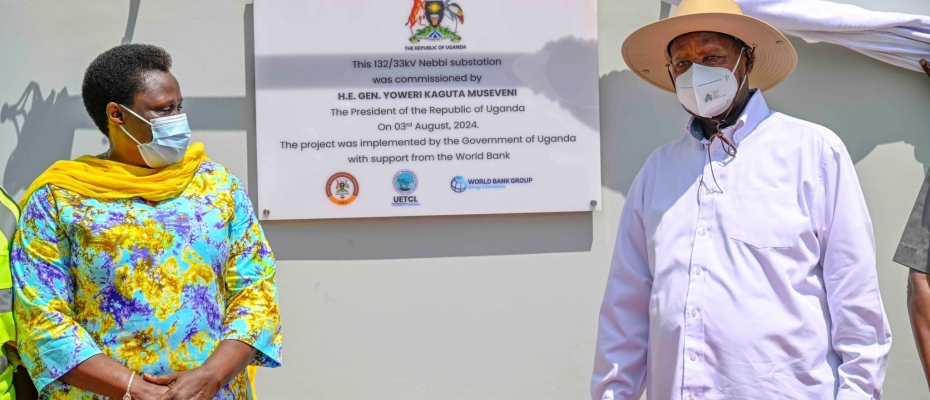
[{"x1": 728, "y1": 186, "x2": 803, "y2": 249}]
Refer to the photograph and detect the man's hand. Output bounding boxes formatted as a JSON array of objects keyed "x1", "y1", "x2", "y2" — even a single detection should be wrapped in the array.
[
  {"x1": 922, "y1": 59, "x2": 930, "y2": 78},
  {"x1": 908, "y1": 268, "x2": 930, "y2": 390},
  {"x1": 142, "y1": 367, "x2": 224, "y2": 400}
]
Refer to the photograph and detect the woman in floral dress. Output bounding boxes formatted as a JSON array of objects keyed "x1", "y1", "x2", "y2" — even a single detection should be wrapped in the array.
[{"x1": 12, "y1": 44, "x2": 281, "y2": 400}]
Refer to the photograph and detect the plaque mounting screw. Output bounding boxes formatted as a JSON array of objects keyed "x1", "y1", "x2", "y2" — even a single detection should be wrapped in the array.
[
  {"x1": 590, "y1": 200, "x2": 598, "y2": 207},
  {"x1": 262, "y1": 209, "x2": 270, "y2": 216}
]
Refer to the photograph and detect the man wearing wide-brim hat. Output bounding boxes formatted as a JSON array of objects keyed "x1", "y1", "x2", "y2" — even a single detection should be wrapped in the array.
[{"x1": 591, "y1": 0, "x2": 892, "y2": 399}]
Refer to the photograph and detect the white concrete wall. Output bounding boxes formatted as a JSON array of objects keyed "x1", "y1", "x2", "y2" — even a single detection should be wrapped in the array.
[{"x1": 1, "y1": 0, "x2": 928, "y2": 398}]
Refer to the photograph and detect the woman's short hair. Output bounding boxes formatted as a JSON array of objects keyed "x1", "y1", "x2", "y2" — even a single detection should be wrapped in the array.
[{"x1": 81, "y1": 44, "x2": 172, "y2": 135}]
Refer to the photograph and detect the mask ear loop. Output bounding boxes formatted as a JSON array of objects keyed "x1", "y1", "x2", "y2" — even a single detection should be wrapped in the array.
[
  {"x1": 114, "y1": 105, "x2": 150, "y2": 146},
  {"x1": 118, "y1": 104, "x2": 154, "y2": 126},
  {"x1": 665, "y1": 63, "x2": 675, "y2": 88},
  {"x1": 694, "y1": 45, "x2": 751, "y2": 203},
  {"x1": 711, "y1": 46, "x2": 748, "y2": 133},
  {"x1": 699, "y1": 132, "x2": 737, "y2": 203},
  {"x1": 118, "y1": 125, "x2": 144, "y2": 146},
  {"x1": 667, "y1": 62, "x2": 719, "y2": 204},
  {"x1": 670, "y1": 60, "x2": 739, "y2": 203}
]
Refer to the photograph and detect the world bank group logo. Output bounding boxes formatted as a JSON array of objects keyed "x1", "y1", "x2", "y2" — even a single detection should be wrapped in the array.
[
  {"x1": 406, "y1": 0, "x2": 465, "y2": 43},
  {"x1": 450, "y1": 176, "x2": 468, "y2": 193},
  {"x1": 392, "y1": 170, "x2": 420, "y2": 206}
]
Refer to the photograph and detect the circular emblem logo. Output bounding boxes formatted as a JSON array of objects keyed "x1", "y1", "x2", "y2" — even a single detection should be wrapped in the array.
[
  {"x1": 393, "y1": 170, "x2": 418, "y2": 195},
  {"x1": 326, "y1": 172, "x2": 359, "y2": 205},
  {"x1": 450, "y1": 176, "x2": 468, "y2": 193}
]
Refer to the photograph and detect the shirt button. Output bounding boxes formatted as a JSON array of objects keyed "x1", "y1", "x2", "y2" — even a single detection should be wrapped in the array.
[
  {"x1": 691, "y1": 309, "x2": 699, "y2": 318},
  {"x1": 700, "y1": 229, "x2": 708, "y2": 236},
  {"x1": 705, "y1": 189, "x2": 712, "y2": 195},
  {"x1": 690, "y1": 353, "x2": 698, "y2": 361},
  {"x1": 688, "y1": 395, "x2": 696, "y2": 400},
  {"x1": 695, "y1": 269, "x2": 702, "y2": 276}
]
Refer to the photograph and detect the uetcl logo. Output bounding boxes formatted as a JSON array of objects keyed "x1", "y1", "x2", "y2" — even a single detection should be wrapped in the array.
[{"x1": 392, "y1": 170, "x2": 420, "y2": 206}]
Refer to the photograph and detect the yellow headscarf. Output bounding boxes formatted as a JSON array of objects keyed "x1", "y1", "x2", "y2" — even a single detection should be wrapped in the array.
[{"x1": 19, "y1": 142, "x2": 208, "y2": 209}]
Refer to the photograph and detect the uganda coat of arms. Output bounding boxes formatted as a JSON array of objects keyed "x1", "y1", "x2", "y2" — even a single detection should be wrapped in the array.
[{"x1": 405, "y1": 0, "x2": 465, "y2": 43}]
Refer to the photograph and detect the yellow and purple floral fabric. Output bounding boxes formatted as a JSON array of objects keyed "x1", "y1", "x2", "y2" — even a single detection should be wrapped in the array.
[{"x1": 11, "y1": 161, "x2": 281, "y2": 399}]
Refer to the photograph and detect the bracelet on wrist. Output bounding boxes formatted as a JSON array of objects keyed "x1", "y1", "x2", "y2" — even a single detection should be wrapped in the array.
[{"x1": 123, "y1": 371, "x2": 135, "y2": 400}]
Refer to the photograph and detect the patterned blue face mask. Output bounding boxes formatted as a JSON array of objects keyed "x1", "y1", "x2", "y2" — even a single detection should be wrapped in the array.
[{"x1": 118, "y1": 104, "x2": 192, "y2": 168}]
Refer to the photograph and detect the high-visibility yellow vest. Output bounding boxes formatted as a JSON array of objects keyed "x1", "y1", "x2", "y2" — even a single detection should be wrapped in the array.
[{"x1": 0, "y1": 187, "x2": 18, "y2": 400}]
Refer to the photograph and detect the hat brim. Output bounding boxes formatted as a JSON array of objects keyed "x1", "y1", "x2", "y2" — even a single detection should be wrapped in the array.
[{"x1": 622, "y1": 13, "x2": 798, "y2": 93}]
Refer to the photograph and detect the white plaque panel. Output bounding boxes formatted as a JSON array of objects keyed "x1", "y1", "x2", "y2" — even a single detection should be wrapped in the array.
[{"x1": 254, "y1": 0, "x2": 601, "y2": 219}]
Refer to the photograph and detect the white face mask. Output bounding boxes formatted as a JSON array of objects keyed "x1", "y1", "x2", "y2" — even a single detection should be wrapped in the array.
[
  {"x1": 674, "y1": 47, "x2": 746, "y2": 118},
  {"x1": 118, "y1": 104, "x2": 192, "y2": 168}
]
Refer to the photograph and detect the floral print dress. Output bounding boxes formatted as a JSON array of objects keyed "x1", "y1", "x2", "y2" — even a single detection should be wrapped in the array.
[{"x1": 11, "y1": 161, "x2": 282, "y2": 399}]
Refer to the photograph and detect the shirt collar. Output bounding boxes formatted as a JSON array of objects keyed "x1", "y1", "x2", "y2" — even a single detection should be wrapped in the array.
[{"x1": 685, "y1": 90, "x2": 771, "y2": 145}]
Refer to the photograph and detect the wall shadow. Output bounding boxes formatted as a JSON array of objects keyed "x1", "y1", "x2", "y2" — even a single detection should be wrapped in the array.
[
  {"x1": 0, "y1": 0, "x2": 255, "y2": 197},
  {"x1": 599, "y1": 70, "x2": 683, "y2": 195},
  {"x1": 120, "y1": 0, "x2": 141, "y2": 45},
  {"x1": 244, "y1": 4, "x2": 259, "y2": 207},
  {"x1": 765, "y1": 37, "x2": 930, "y2": 169},
  {"x1": 8, "y1": 8, "x2": 924, "y2": 261},
  {"x1": 262, "y1": 212, "x2": 594, "y2": 261},
  {"x1": 1, "y1": 83, "x2": 88, "y2": 196},
  {"x1": 513, "y1": 36, "x2": 600, "y2": 132},
  {"x1": 660, "y1": 1, "x2": 672, "y2": 20}
]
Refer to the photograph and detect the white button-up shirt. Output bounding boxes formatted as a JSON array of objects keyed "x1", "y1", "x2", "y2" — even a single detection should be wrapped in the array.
[{"x1": 592, "y1": 92, "x2": 891, "y2": 400}]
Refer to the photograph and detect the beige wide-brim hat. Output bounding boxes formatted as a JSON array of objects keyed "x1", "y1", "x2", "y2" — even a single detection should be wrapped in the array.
[{"x1": 622, "y1": 0, "x2": 798, "y2": 93}]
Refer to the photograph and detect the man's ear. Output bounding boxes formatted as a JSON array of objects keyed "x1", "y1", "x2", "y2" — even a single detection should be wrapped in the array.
[
  {"x1": 666, "y1": 65, "x2": 679, "y2": 93},
  {"x1": 744, "y1": 46, "x2": 756, "y2": 76}
]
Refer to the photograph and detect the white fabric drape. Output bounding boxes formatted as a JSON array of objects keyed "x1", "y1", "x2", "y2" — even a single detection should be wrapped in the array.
[{"x1": 662, "y1": 0, "x2": 930, "y2": 72}]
